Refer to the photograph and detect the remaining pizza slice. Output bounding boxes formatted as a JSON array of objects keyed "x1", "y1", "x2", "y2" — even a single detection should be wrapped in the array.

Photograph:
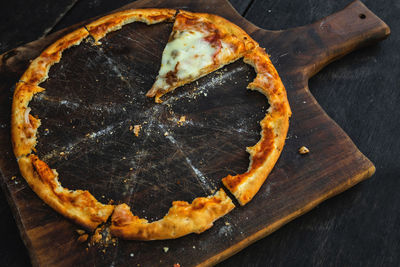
[{"x1": 146, "y1": 10, "x2": 257, "y2": 102}]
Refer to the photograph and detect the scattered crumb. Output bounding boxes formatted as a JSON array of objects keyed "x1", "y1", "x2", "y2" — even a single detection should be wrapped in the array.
[
  {"x1": 163, "y1": 247, "x2": 169, "y2": 253},
  {"x1": 129, "y1": 125, "x2": 133, "y2": 131},
  {"x1": 11, "y1": 176, "x2": 16, "y2": 180},
  {"x1": 164, "y1": 131, "x2": 169, "y2": 136},
  {"x1": 77, "y1": 234, "x2": 89, "y2": 243},
  {"x1": 76, "y1": 229, "x2": 85, "y2": 235},
  {"x1": 122, "y1": 156, "x2": 126, "y2": 160},
  {"x1": 225, "y1": 222, "x2": 230, "y2": 226},
  {"x1": 134, "y1": 125, "x2": 141, "y2": 137},
  {"x1": 60, "y1": 152, "x2": 65, "y2": 156},
  {"x1": 177, "y1": 115, "x2": 186, "y2": 126},
  {"x1": 129, "y1": 168, "x2": 133, "y2": 171},
  {"x1": 91, "y1": 227, "x2": 103, "y2": 244},
  {"x1": 193, "y1": 245, "x2": 196, "y2": 249},
  {"x1": 299, "y1": 146, "x2": 310, "y2": 155},
  {"x1": 130, "y1": 253, "x2": 134, "y2": 257}
]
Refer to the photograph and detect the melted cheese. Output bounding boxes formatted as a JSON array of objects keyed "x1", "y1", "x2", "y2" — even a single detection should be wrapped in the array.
[{"x1": 153, "y1": 30, "x2": 217, "y2": 90}]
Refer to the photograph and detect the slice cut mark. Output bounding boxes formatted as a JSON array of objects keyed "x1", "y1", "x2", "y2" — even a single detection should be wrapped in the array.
[
  {"x1": 145, "y1": 10, "x2": 257, "y2": 103},
  {"x1": 110, "y1": 188, "x2": 234, "y2": 240}
]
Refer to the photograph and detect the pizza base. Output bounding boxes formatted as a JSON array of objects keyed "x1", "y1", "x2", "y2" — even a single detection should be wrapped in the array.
[{"x1": 11, "y1": 8, "x2": 291, "y2": 239}]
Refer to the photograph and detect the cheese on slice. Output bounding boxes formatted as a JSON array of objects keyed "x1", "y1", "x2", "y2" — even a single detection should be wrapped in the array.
[{"x1": 152, "y1": 30, "x2": 217, "y2": 91}]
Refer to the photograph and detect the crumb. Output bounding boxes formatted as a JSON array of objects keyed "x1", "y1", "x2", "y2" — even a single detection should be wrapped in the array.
[
  {"x1": 133, "y1": 125, "x2": 141, "y2": 137},
  {"x1": 102, "y1": 249, "x2": 106, "y2": 253},
  {"x1": 163, "y1": 247, "x2": 169, "y2": 253},
  {"x1": 164, "y1": 132, "x2": 169, "y2": 136},
  {"x1": 225, "y1": 222, "x2": 230, "y2": 226},
  {"x1": 11, "y1": 176, "x2": 16, "y2": 180},
  {"x1": 174, "y1": 264, "x2": 181, "y2": 267},
  {"x1": 298, "y1": 146, "x2": 310, "y2": 155},
  {"x1": 60, "y1": 152, "x2": 65, "y2": 156},
  {"x1": 129, "y1": 168, "x2": 133, "y2": 171},
  {"x1": 91, "y1": 227, "x2": 103, "y2": 244},
  {"x1": 77, "y1": 234, "x2": 89, "y2": 243},
  {"x1": 177, "y1": 116, "x2": 186, "y2": 126},
  {"x1": 122, "y1": 156, "x2": 126, "y2": 160},
  {"x1": 130, "y1": 253, "x2": 134, "y2": 257},
  {"x1": 193, "y1": 245, "x2": 196, "y2": 249},
  {"x1": 129, "y1": 125, "x2": 133, "y2": 131},
  {"x1": 76, "y1": 229, "x2": 85, "y2": 235}
]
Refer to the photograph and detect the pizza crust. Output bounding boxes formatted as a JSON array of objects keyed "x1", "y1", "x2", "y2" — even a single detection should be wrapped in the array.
[
  {"x1": 11, "y1": 8, "x2": 290, "y2": 239},
  {"x1": 110, "y1": 189, "x2": 234, "y2": 240},
  {"x1": 18, "y1": 155, "x2": 114, "y2": 231},
  {"x1": 222, "y1": 47, "x2": 291, "y2": 205},
  {"x1": 20, "y1": 27, "x2": 89, "y2": 86},
  {"x1": 85, "y1": 8, "x2": 177, "y2": 44},
  {"x1": 11, "y1": 83, "x2": 44, "y2": 158}
]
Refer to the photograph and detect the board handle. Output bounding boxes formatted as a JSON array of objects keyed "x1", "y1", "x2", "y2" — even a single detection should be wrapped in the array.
[{"x1": 296, "y1": 0, "x2": 390, "y2": 78}]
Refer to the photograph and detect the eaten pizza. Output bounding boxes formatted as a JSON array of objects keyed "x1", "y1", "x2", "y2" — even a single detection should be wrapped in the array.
[{"x1": 11, "y1": 8, "x2": 291, "y2": 240}]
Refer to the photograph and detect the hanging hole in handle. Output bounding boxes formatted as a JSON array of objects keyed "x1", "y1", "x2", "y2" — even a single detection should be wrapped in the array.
[{"x1": 359, "y1": 13, "x2": 366, "y2": 19}]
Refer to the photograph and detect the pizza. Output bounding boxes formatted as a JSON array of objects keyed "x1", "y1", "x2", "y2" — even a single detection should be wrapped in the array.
[{"x1": 11, "y1": 8, "x2": 291, "y2": 240}]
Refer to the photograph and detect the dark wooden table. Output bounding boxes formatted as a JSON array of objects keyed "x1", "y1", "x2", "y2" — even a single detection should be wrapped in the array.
[{"x1": 0, "y1": 0, "x2": 398, "y2": 266}]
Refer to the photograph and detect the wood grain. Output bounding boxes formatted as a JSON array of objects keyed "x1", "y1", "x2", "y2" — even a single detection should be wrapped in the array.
[{"x1": 0, "y1": 0, "x2": 390, "y2": 266}]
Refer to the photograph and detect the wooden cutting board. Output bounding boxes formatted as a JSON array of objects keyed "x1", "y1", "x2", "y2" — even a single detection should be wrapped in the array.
[{"x1": 0, "y1": 0, "x2": 389, "y2": 266}]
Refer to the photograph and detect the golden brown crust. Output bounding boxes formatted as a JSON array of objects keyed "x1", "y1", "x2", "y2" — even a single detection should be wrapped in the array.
[
  {"x1": 222, "y1": 47, "x2": 291, "y2": 205},
  {"x1": 145, "y1": 10, "x2": 257, "y2": 102},
  {"x1": 110, "y1": 189, "x2": 234, "y2": 240},
  {"x1": 20, "y1": 27, "x2": 89, "y2": 85},
  {"x1": 11, "y1": 83, "x2": 45, "y2": 158},
  {"x1": 18, "y1": 155, "x2": 114, "y2": 231},
  {"x1": 85, "y1": 8, "x2": 177, "y2": 43}
]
